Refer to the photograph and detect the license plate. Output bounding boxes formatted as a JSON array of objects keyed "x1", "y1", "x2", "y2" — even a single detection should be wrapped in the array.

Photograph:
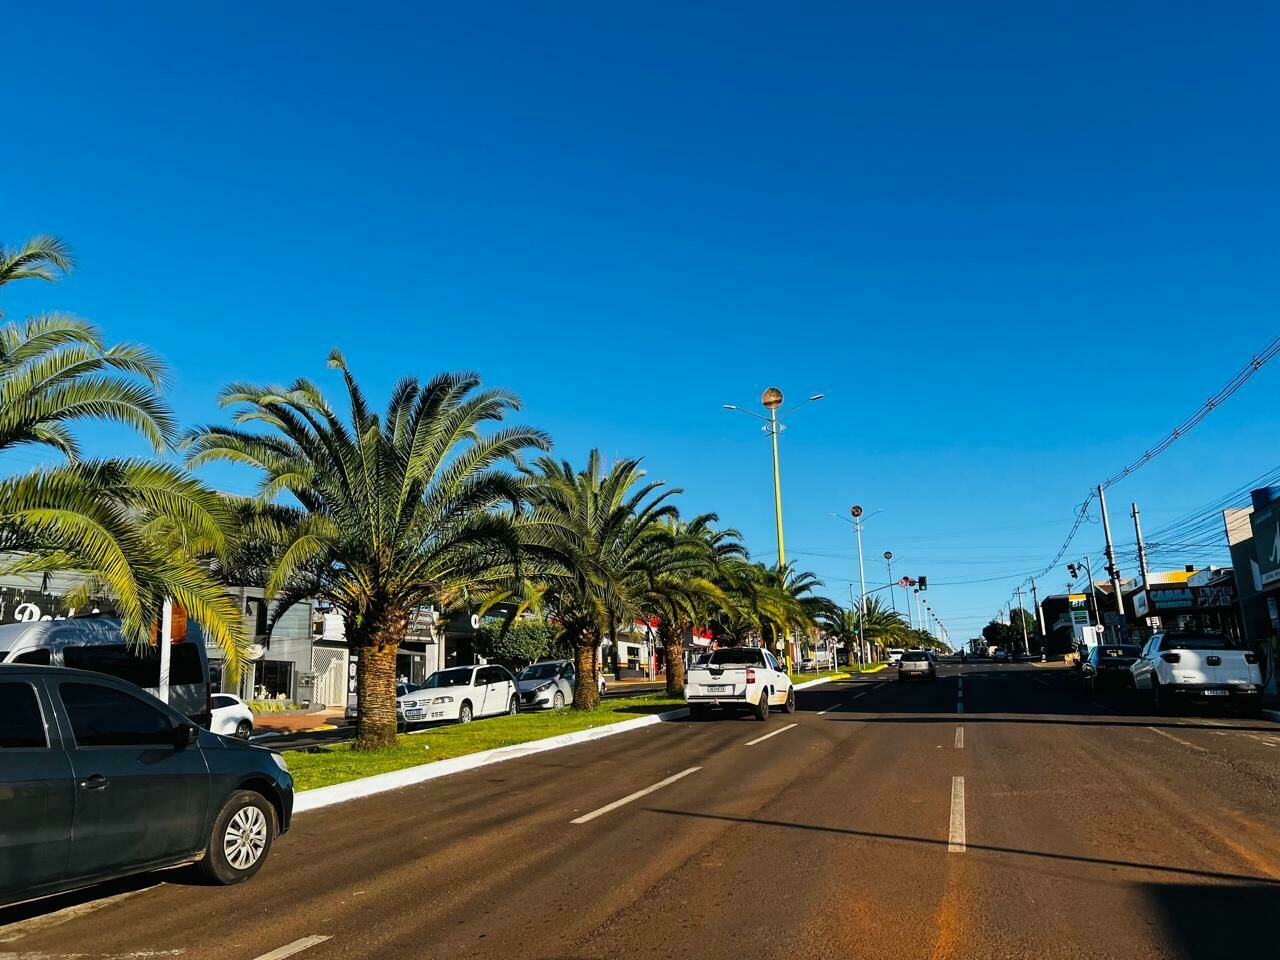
[
  {"x1": 708, "y1": 685, "x2": 730, "y2": 693},
  {"x1": 1202, "y1": 690, "x2": 1228, "y2": 697}
]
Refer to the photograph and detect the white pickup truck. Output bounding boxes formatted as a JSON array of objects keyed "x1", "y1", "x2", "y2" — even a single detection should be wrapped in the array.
[{"x1": 685, "y1": 647, "x2": 796, "y2": 721}]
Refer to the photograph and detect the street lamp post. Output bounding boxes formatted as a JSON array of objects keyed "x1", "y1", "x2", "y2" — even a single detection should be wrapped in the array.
[
  {"x1": 723, "y1": 388, "x2": 824, "y2": 666},
  {"x1": 851, "y1": 506, "x2": 868, "y2": 665},
  {"x1": 884, "y1": 551, "x2": 896, "y2": 614}
]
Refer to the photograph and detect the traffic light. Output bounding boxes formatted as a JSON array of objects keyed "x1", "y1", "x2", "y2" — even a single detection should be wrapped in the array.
[
  {"x1": 1067, "y1": 563, "x2": 1078, "y2": 579},
  {"x1": 919, "y1": 575, "x2": 928, "y2": 590}
]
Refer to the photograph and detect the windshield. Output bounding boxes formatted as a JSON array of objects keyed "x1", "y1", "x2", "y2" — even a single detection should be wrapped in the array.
[
  {"x1": 519, "y1": 663, "x2": 563, "y2": 681},
  {"x1": 708, "y1": 649, "x2": 764, "y2": 666},
  {"x1": 395, "y1": 683, "x2": 418, "y2": 696},
  {"x1": 422, "y1": 668, "x2": 475, "y2": 688},
  {"x1": 1159, "y1": 634, "x2": 1236, "y2": 651}
]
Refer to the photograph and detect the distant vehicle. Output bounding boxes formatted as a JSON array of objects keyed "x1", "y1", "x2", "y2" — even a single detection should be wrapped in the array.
[
  {"x1": 346, "y1": 682, "x2": 417, "y2": 726},
  {"x1": 0, "y1": 664, "x2": 292, "y2": 907},
  {"x1": 396, "y1": 665, "x2": 518, "y2": 726},
  {"x1": 0, "y1": 618, "x2": 212, "y2": 728},
  {"x1": 211, "y1": 693, "x2": 254, "y2": 739},
  {"x1": 1130, "y1": 632, "x2": 1263, "y2": 716},
  {"x1": 685, "y1": 647, "x2": 795, "y2": 721},
  {"x1": 1080, "y1": 644, "x2": 1140, "y2": 694},
  {"x1": 517, "y1": 660, "x2": 607, "y2": 709},
  {"x1": 993, "y1": 649, "x2": 1010, "y2": 662},
  {"x1": 897, "y1": 650, "x2": 937, "y2": 683},
  {"x1": 886, "y1": 649, "x2": 906, "y2": 664}
]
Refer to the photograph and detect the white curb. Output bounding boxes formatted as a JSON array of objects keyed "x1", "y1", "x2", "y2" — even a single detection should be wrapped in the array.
[{"x1": 293, "y1": 705, "x2": 690, "y2": 813}]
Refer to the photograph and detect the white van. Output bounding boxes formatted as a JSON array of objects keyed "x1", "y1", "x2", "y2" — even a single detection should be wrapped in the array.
[{"x1": 0, "y1": 618, "x2": 212, "y2": 727}]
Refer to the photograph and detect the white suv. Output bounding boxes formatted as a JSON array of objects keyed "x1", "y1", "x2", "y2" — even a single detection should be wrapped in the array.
[{"x1": 1130, "y1": 631, "x2": 1263, "y2": 716}]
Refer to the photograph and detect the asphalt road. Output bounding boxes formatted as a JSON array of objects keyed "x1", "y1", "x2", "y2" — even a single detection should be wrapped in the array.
[{"x1": 5, "y1": 660, "x2": 1280, "y2": 960}]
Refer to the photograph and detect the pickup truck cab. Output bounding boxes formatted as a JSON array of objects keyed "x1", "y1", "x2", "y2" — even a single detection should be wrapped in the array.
[
  {"x1": 1130, "y1": 631, "x2": 1263, "y2": 716},
  {"x1": 685, "y1": 647, "x2": 795, "y2": 721}
]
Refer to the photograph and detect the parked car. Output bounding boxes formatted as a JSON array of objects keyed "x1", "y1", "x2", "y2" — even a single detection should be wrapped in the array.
[
  {"x1": 685, "y1": 646, "x2": 795, "y2": 720},
  {"x1": 0, "y1": 618, "x2": 212, "y2": 728},
  {"x1": 897, "y1": 650, "x2": 937, "y2": 682},
  {"x1": 1080, "y1": 644, "x2": 1140, "y2": 694},
  {"x1": 211, "y1": 693, "x2": 255, "y2": 739},
  {"x1": 396, "y1": 665, "x2": 518, "y2": 726},
  {"x1": 1131, "y1": 632, "x2": 1264, "y2": 716},
  {"x1": 0, "y1": 664, "x2": 292, "y2": 908},
  {"x1": 346, "y1": 682, "x2": 417, "y2": 726},
  {"x1": 886, "y1": 648, "x2": 906, "y2": 664},
  {"x1": 518, "y1": 660, "x2": 575, "y2": 709}
]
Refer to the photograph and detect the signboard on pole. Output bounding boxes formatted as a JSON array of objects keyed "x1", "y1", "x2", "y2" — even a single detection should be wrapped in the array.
[
  {"x1": 1068, "y1": 594, "x2": 1090, "y2": 626},
  {"x1": 1250, "y1": 499, "x2": 1280, "y2": 587}
]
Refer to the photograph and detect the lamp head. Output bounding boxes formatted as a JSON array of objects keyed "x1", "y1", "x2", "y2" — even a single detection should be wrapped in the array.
[
  {"x1": 851, "y1": 505, "x2": 864, "y2": 518},
  {"x1": 883, "y1": 550, "x2": 893, "y2": 560},
  {"x1": 761, "y1": 386, "x2": 784, "y2": 410}
]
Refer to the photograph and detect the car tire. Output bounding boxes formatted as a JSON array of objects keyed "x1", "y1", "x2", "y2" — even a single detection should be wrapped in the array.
[
  {"x1": 508, "y1": 695, "x2": 518, "y2": 716},
  {"x1": 459, "y1": 701, "x2": 473, "y2": 724},
  {"x1": 234, "y1": 719, "x2": 252, "y2": 740},
  {"x1": 552, "y1": 690, "x2": 565, "y2": 709},
  {"x1": 754, "y1": 692, "x2": 770, "y2": 721},
  {"x1": 196, "y1": 790, "x2": 276, "y2": 886},
  {"x1": 782, "y1": 686, "x2": 796, "y2": 714},
  {"x1": 1151, "y1": 679, "x2": 1170, "y2": 715}
]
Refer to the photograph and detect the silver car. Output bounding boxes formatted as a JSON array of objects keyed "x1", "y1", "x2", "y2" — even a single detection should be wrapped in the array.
[
  {"x1": 897, "y1": 650, "x2": 937, "y2": 682},
  {"x1": 517, "y1": 660, "x2": 607, "y2": 709}
]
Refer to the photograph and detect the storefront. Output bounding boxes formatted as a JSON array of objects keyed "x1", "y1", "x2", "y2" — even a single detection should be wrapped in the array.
[{"x1": 1129, "y1": 570, "x2": 1241, "y2": 646}]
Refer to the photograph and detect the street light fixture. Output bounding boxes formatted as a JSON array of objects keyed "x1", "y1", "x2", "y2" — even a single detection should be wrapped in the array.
[{"x1": 723, "y1": 387, "x2": 824, "y2": 663}]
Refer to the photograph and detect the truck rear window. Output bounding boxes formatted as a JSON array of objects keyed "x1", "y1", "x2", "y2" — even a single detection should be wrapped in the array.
[
  {"x1": 1159, "y1": 635, "x2": 1235, "y2": 651},
  {"x1": 708, "y1": 649, "x2": 764, "y2": 666}
]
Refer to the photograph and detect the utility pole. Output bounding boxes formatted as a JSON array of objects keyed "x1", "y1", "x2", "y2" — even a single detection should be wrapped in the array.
[
  {"x1": 1031, "y1": 579, "x2": 1046, "y2": 661},
  {"x1": 1097, "y1": 484, "x2": 1125, "y2": 624},
  {"x1": 851, "y1": 506, "x2": 868, "y2": 665},
  {"x1": 1015, "y1": 585, "x2": 1030, "y2": 659},
  {"x1": 1132, "y1": 502, "x2": 1151, "y2": 587},
  {"x1": 884, "y1": 551, "x2": 896, "y2": 613}
]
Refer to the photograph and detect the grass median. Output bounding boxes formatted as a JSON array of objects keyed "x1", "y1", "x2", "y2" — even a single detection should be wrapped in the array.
[{"x1": 287, "y1": 694, "x2": 683, "y2": 792}]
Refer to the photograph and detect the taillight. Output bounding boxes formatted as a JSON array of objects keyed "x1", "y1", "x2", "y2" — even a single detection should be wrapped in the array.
[
  {"x1": 1245, "y1": 653, "x2": 1258, "y2": 664},
  {"x1": 746, "y1": 667, "x2": 756, "y2": 684},
  {"x1": 1160, "y1": 652, "x2": 1181, "y2": 664}
]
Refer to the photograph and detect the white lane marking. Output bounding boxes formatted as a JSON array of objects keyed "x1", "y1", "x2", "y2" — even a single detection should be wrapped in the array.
[
  {"x1": 570, "y1": 767, "x2": 702, "y2": 824},
  {"x1": 948, "y1": 777, "x2": 966, "y2": 852},
  {"x1": 1148, "y1": 727, "x2": 1206, "y2": 752},
  {"x1": 745, "y1": 722, "x2": 798, "y2": 747},
  {"x1": 956, "y1": 702, "x2": 965, "y2": 714},
  {"x1": 955, "y1": 726, "x2": 964, "y2": 749},
  {"x1": 818, "y1": 687, "x2": 876, "y2": 715},
  {"x1": 957, "y1": 677, "x2": 963, "y2": 693},
  {"x1": 251, "y1": 935, "x2": 333, "y2": 960},
  {"x1": 1033, "y1": 677, "x2": 1052, "y2": 688},
  {"x1": 817, "y1": 701, "x2": 842, "y2": 716}
]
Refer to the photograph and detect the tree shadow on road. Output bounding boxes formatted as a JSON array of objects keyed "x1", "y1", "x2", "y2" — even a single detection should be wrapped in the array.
[{"x1": 1142, "y1": 881, "x2": 1280, "y2": 958}]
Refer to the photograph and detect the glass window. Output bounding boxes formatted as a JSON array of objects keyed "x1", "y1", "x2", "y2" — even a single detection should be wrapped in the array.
[
  {"x1": 252, "y1": 659, "x2": 294, "y2": 700},
  {"x1": 708, "y1": 649, "x2": 765, "y2": 666},
  {"x1": 0, "y1": 682, "x2": 47, "y2": 748},
  {"x1": 169, "y1": 644, "x2": 204, "y2": 684},
  {"x1": 58, "y1": 682, "x2": 175, "y2": 747},
  {"x1": 211, "y1": 695, "x2": 236, "y2": 710},
  {"x1": 64, "y1": 644, "x2": 160, "y2": 687},
  {"x1": 901, "y1": 652, "x2": 931, "y2": 662},
  {"x1": 13, "y1": 649, "x2": 51, "y2": 665},
  {"x1": 1160, "y1": 634, "x2": 1235, "y2": 651},
  {"x1": 422, "y1": 668, "x2": 474, "y2": 688},
  {"x1": 519, "y1": 663, "x2": 561, "y2": 681}
]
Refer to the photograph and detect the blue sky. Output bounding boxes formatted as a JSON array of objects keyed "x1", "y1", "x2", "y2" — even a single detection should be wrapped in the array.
[{"x1": 3, "y1": 1, "x2": 1279, "y2": 639}]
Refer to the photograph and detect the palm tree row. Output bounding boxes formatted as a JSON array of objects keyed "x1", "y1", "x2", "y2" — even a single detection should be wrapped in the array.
[{"x1": 0, "y1": 234, "x2": 854, "y2": 749}]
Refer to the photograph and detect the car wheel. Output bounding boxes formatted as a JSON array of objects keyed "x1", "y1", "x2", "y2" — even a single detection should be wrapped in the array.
[
  {"x1": 754, "y1": 692, "x2": 770, "y2": 721},
  {"x1": 234, "y1": 719, "x2": 252, "y2": 740},
  {"x1": 553, "y1": 690, "x2": 565, "y2": 709},
  {"x1": 508, "y1": 695, "x2": 518, "y2": 716},
  {"x1": 196, "y1": 790, "x2": 276, "y2": 885},
  {"x1": 459, "y1": 701, "x2": 473, "y2": 724},
  {"x1": 783, "y1": 686, "x2": 796, "y2": 714},
  {"x1": 1151, "y1": 680, "x2": 1169, "y2": 715}
]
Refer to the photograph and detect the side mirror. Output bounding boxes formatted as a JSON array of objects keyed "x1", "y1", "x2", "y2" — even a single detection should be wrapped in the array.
[{"x1": 174, "y1": 722, "x2": 198, "y2": 749}]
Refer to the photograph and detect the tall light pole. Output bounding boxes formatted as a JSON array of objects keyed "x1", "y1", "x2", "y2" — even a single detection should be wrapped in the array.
[
  {"x1": 884, "y1": 551, "x2": 896, "y2": 613},
  {"x1": 851, "y1": 506, "x2": 868, "y2": 663},
  {"x1": 723, "y1": 388, "x2": 824, "y2": 663}
]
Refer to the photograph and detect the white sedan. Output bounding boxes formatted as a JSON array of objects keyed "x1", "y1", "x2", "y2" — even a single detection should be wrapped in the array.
[
  {"x1": 397, "y1": 664, "x2": 519, "y2": 726},
  {"x1": 210, "y1": 693, "x2": 254, "y2": 739}
]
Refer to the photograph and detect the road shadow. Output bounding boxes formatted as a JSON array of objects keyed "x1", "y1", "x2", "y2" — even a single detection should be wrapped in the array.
[
  {"x1": 644, "y1": 807, "x2": 1280, "y2": 887},
  {"x1": 0, "y1": 869, "x2": 190, "y2": 934},
  {"x1": 824, "y1": 716, "x2": 1280, "y2": 734},
  {"x1": 1142, "y1": 881, "x2": 1279, "y2": 958}
]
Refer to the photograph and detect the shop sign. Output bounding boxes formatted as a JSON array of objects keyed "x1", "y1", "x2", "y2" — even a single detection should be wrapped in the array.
[
  {"x1": 1250, "y1": 500, "x2": 1280, "y2": 587},
  {"x1": 1133, "y1": 591, "x2": 1150, "y2": 617},
  {"x1": 1194, "y1": 583, "x2": 1236, "y2": 607},
  {"x1": 1149, "y1": 587, "x2": 1195, "y2": 610},
  {"x1": 1068, "y1": 594, "x2": 1090, "y2": 625}
]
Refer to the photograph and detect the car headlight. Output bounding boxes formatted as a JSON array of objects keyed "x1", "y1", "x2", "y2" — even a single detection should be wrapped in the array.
[
  {"x1": 271, "y1": 752, "x2": 289, "y2": 773},
  {"x1": 535, "y1": 682, "x2": 553, "y2": 693},
  {"x1": 432, "y1": 695, "x2": 454, "y2": 704}
]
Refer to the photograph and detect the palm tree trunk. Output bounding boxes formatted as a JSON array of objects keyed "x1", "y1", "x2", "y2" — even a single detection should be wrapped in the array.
[
  {"x1": 572, "y1": 626, "x2": 601, "y2": 710},
  {"x1": 353, "y1": 612, "x2": 406, "y2": 750},
  {"x1": 663, "y1": 626, "x2": 686, "y2": 698}
]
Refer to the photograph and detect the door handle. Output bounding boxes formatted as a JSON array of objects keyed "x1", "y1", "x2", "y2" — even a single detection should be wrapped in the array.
[{"x1": 78, "y1": 774, "x2": 110, "y2": 791}]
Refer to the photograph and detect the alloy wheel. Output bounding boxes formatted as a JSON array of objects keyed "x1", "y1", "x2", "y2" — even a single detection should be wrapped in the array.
[{"x1": 223, "y1": 805, "x2": 268, "y2": 871}]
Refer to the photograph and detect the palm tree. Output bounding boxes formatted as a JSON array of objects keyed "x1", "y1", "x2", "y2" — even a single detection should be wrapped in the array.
[
  {"x1": 185, "y1": 353, "x2": 550, "y2": 748},
  {"x1": 523, "y1": 451, "x2": 679, "y2": 710},
  {"x1": 0, "y1": 237, "x2": 242, "y2": 668},
  {"x1": 639, "y1": 514, "x2": 744, "y2": 697},
  {"x1": 0, "y1": 235, "x2": 74, "y2": 297}
]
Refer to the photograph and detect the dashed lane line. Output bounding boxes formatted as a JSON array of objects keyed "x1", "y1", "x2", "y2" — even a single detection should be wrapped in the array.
[
  {"x1": 745, "y1": 723, "x2": 798, "y2": 747},
  {"x1": 955, "y1": 726, "x2": 964, "y2": 749},
  {"x1": 1148, "y1": 726, "x2": 1206, "y2": 752},
  {"x1": 948, "y1": 777, "x2": 966, "y2": 853},
  {"x1": 252, "y1": 937, "x2": 333, "y2": 960},
  {"x1": 570, "y1": 767, "x2": 702, "y2": 824}
]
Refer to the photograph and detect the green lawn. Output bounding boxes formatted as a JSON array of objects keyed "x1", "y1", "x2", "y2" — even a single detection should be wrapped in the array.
[
  {"x1": 788, "y1": 668, "x2": 848, "y2": 684},
  {"x1": 287, "y1": 694, "x2": 683, "y2": 791}
]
